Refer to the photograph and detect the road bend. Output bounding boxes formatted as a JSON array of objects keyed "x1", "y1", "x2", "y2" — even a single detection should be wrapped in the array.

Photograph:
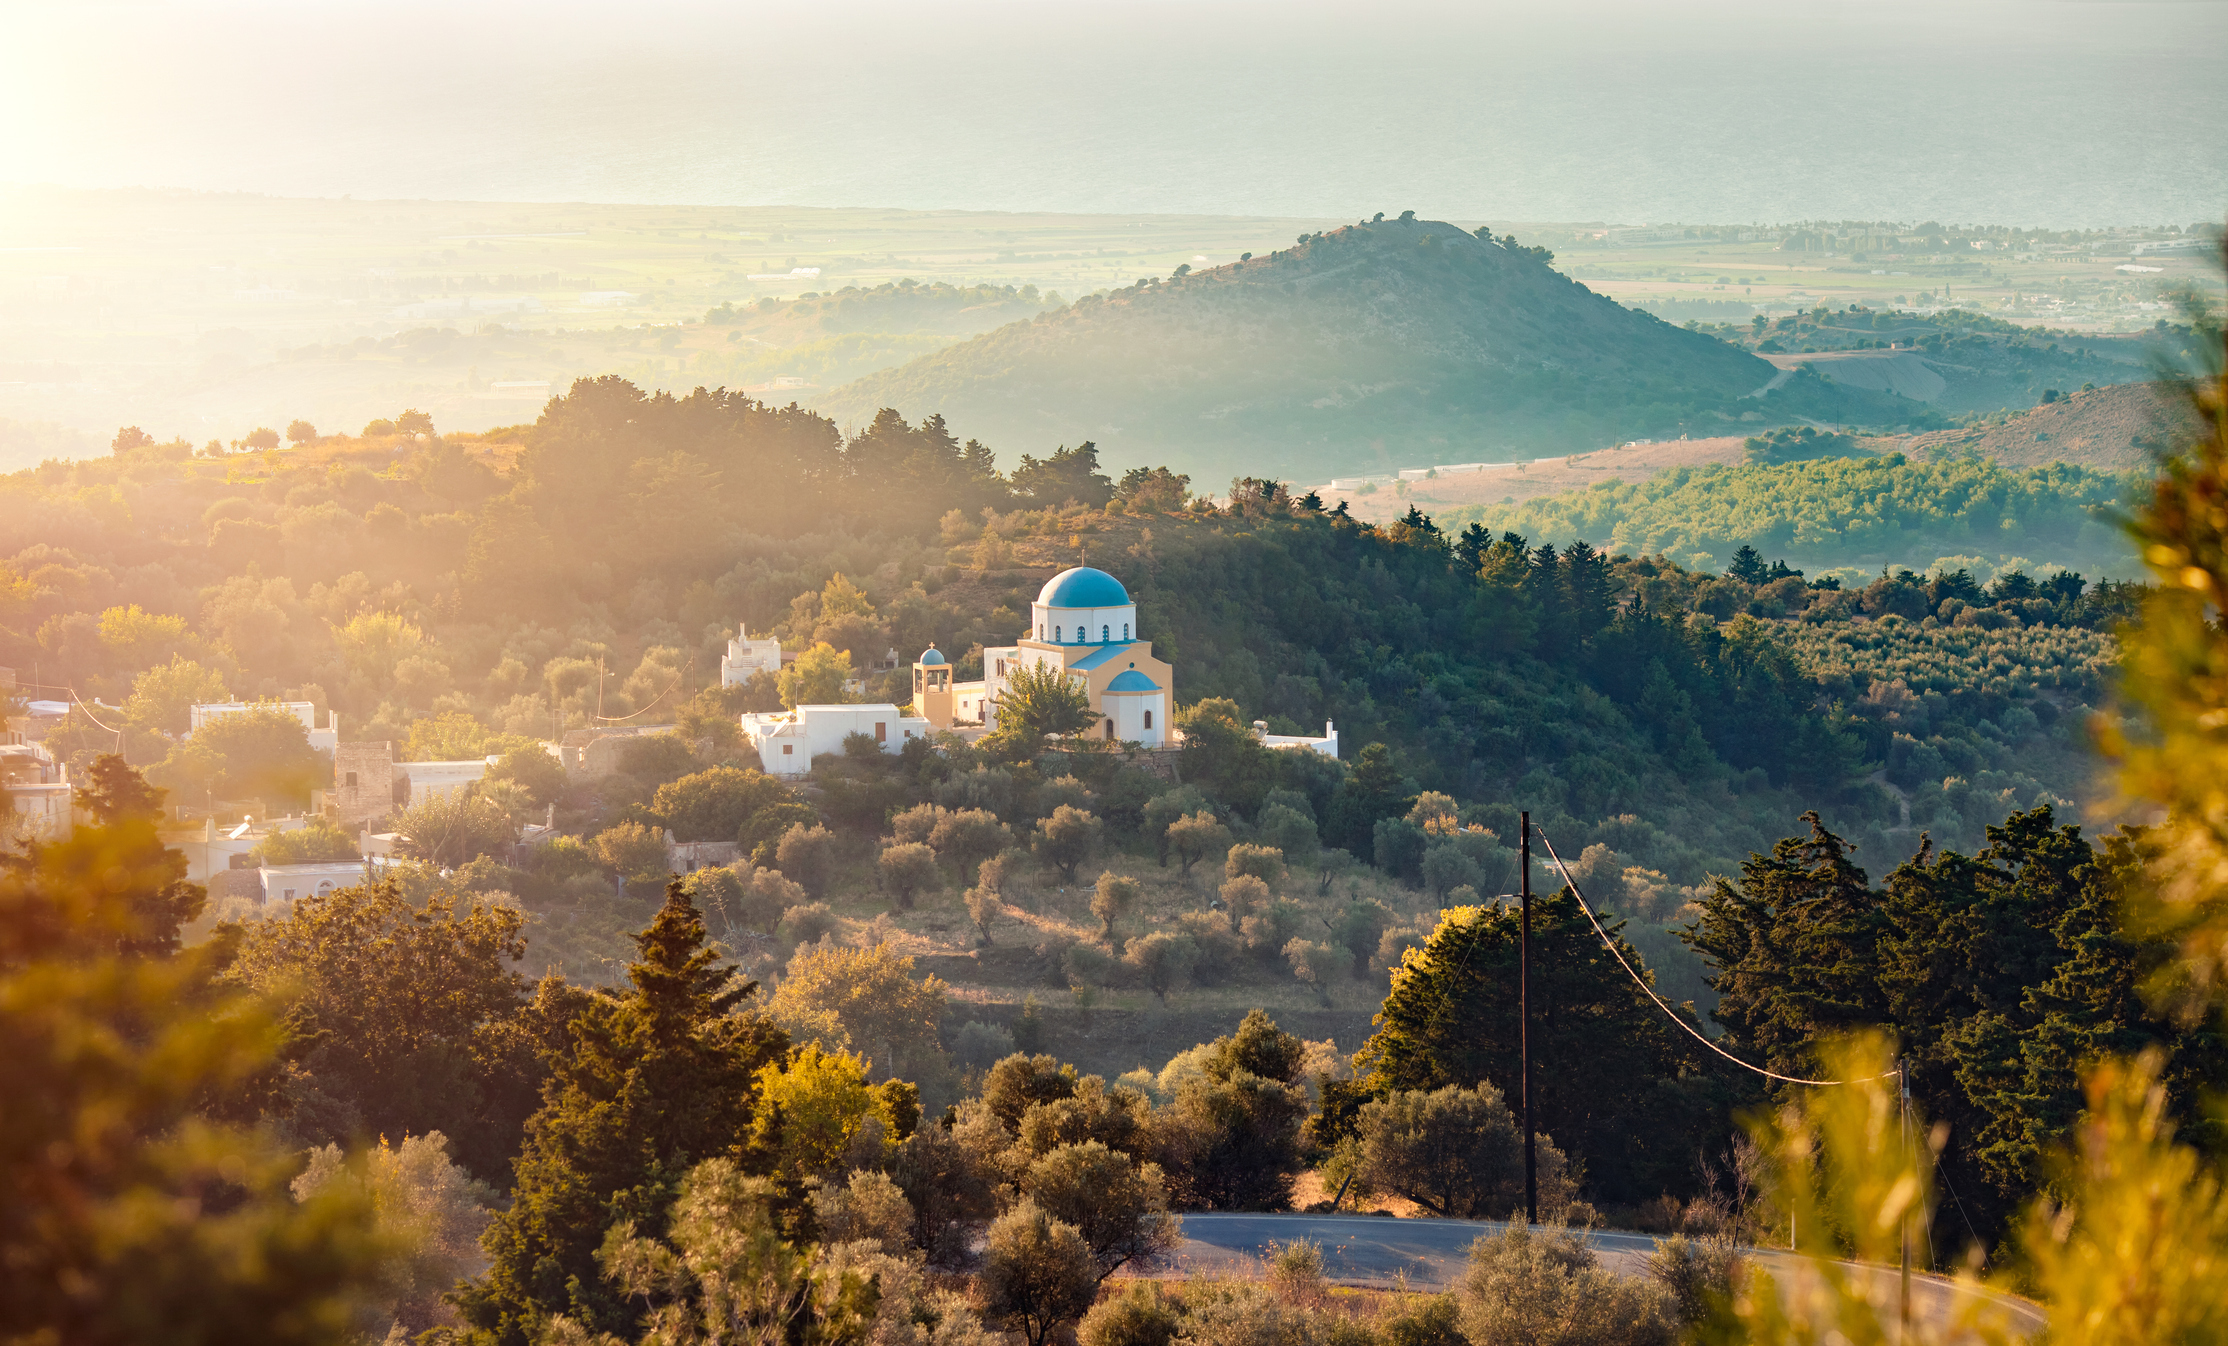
[{"x1": 1157, "y1": 1211, "x2": 2044, "y2": 1340}]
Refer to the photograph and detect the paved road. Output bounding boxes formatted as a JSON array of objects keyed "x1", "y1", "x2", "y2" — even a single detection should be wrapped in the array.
[{"x1": 1163, "y1": 1212, "x2": 2045, "y2": 1339}]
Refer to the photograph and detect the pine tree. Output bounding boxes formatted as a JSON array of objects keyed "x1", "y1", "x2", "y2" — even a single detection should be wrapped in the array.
[
  {"x1": 1559, "y1": 539, "x2": 1613, "y2": 644},
  {"x1": 1324, "y1": 743, "x2": 1411, "y2": 855},
  {"x1": 1683, "y1": 812, "x2": 1889, "y2": 1079},
  {"x1": 1524, "y1": 543, "x2": 1569, "y2": 657},
  {"x1": 1455, "y1": 523, "x2": 1492, "y2": 574},
  {"x1": 455, "y1": 883, "x2": 790, "y2": 1346},
  {"x1": 1726, "y1": 544, "x2": 1769, "y2": 584},
  {"x1": 1356, "y1": 895, "x2": 1728, "y2": 1203}
]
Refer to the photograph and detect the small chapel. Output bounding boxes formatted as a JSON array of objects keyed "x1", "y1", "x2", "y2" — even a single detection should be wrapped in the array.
[{"x1": 914, "y1": 566, "x2": 1175, "y2": 745}]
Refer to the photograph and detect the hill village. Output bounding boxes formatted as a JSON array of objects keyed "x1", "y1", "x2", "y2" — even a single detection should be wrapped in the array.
[{"x1": 2, "y1": 566, "x2": 1335, "y2": 906}]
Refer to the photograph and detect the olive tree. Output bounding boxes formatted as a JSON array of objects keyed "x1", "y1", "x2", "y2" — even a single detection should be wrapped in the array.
[
  {"x1": 1166, "y1": 811, "x2": 1231, "y2": 878},
  {"x1": 1357, "y1": 1082, "x2": 1575, "y2": 1219},
  {"x1": 879, "y1": 842, "x2": 942, "y2": 910},
  {"x1": 1021, "y1": 1141, "x2": 1181, "y2": 1281},
  {"x1": 978, "y1": 1200, "x2": 1098, "y2": 1346},
  {"x1": 930, "y1": 808, "x2": 1009, "y2": 883},
  {"x1": 1123, "y1": 932, "x2": 1197, "y2": 1004},
  {"x1": 1223, "y1": 843, "x2": 1287, "y2": 892},
  {"x1": 1091, "y1": 871, "x2": 1141, "y2": 942},
  {"x1": 1034, "y1": 806, "x2": 1102, "y2": 882}
]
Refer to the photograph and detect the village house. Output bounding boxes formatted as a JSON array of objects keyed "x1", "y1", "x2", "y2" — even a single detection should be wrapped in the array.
[
  {"x1": 720, "y1": 625, "x2": 783, "y2": 686},
  {"x1": 738, "y1": 704, "x2": 932, "y2": 779},
  {"x1": 258, "y1": 859, "x2": 372, "y2": 908},
  {"x1": 1, "y1": 737, "x2": 72, "y2": 841}
]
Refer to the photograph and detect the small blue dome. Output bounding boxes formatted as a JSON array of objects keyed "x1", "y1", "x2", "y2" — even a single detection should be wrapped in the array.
[
  {"x1": 917, "y1": 646, "x2": 947, "y2": 666},
  {"x1": 1106, "y1": 669, "x2": 1161, "y2": 692},
  {"x1": 1037, "y1": 566, "x2": 1130, "y2": 609}
]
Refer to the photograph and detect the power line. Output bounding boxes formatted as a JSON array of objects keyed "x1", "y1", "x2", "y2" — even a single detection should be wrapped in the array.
[
  {"x1": 1532, "y1": 825, "x2": 1896, "y2": 1088},
  {"x1": 594, "y1": 662, "x2": 690, "y2": 723}
]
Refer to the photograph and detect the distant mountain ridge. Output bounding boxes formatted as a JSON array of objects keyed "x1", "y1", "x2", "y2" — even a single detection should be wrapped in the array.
[{"x1": 820, "y1": 216, "x2": 1921, "y2": 484}]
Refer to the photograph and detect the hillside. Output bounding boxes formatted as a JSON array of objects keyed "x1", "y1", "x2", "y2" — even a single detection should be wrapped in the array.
[
  {"x1": 1900, "y1": 379, "x2": 2192, "y2": 470},
  {"x1": 1438, "y1": 453, "x2": 2136, "y2": 583},
  {"x1": 1307, "y1": 436, "x2": 1760, "y2": 524},
  {"x1": 5, "y1": 381, "x2": 2141, "y2": 1060},
  {"x1": 1697, "y1": 306, "x2": 2158, "y2": 415},
  {"x1": 821, "y1": 216, "x2": 1927, "y2": 484}
]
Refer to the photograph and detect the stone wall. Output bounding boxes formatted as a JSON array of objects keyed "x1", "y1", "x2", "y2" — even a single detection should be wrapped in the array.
[{"x1": 331, "y1": 741, "x2": 399, "y2": 827}]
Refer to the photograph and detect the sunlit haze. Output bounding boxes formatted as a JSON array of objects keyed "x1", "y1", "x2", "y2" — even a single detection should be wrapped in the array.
[{"x1": 4, "y1": 0, "x2": 2224, "y2": 225}]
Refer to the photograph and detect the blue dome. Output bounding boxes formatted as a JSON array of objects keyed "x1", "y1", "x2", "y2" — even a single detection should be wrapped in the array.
[
  {"x1": 1106, "y1": 669, "x2": 1161, "y2": 692},
  {"x1": 917, "y1": 646, "x2": 947, "y2": 666},
  {"x1": 1037, "y1": 566, "x2": 1130, "y2": 609}
]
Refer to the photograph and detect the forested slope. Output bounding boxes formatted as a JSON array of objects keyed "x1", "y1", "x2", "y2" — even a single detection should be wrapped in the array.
[
  {"x1": 1, "y1": 379, "x2": 2124, "y2": 886},
  {"x1": 1439, "y1": 453, "x2": 2136, "y2": 581},
  {"x1": 822, "y1": 216, "x2": 1929, "y2": 482}
]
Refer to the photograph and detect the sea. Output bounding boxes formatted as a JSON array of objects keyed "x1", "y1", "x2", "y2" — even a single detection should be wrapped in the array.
[{"x1": 3, "y1": 0, "x2": 2224, "y2": 229}]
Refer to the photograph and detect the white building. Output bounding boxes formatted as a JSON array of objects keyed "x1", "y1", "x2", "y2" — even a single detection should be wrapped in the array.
[
  {"x1": 721, "y1": 625, "x2": 783, "y2": 687},
  {"x1": 190, "y1": 701, "x2": 340, "y2": 753},
  {"x1": 2, "y1": 739, "x2": 71, "y2": 840},
  {"x1": 1260, "y1": 720, "x2": 1340, "y2": 757},
  {"x1": 395, "y1": 759, "x2": 491, "y2": 805},
  {"x1": 738, "y1": 704, "x2": 931, "y2": 778},
  {"x1": 259, "y1": 860, "x2": 370, "y2": 908},
  {"x1": 923, "y1": 566, "x2": 1336, "y2": 759},
  {"x1": 973, "y1": 567, "x2": 1174, "y2": 747}
]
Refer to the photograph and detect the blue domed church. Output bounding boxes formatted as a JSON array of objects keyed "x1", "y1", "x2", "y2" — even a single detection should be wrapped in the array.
[{"x1": 913, "y1": 566, "x2": 1174, "y2": 745}]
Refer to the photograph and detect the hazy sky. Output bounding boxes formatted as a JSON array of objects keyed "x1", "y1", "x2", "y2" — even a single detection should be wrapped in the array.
[{"x1": 3, "y1": 0, "x2": 2223, "y2": 227}]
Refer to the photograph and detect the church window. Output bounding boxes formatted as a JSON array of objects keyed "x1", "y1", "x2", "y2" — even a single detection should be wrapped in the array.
[
  {"x1": 1055, "y1": 625, "x2": 1063, "y2": 642},
  {"x1": 1143, "y1": 710, "x2": 1153, "y2": 729},
  {"x1": 1123, "y1": 623, "x2": 1130, "y2": 640},
  {"x1": 1101, "y1": 625, "x2": 1109, "y2": 641}
]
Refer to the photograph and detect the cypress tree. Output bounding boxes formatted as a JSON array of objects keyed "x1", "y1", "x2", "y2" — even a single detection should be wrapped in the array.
[{"x1": 455, "y1": 882, "x2": 790, "y2": 1346}]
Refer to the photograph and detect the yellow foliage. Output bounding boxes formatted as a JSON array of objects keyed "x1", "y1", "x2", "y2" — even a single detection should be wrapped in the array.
[
  {"x1": 331, "y1": 609, "x2": 425, "y2": 680},
  {"x1": 819, "y1": 571, "x2": 875, "y2": 619},
  {"x1": 97, "y1": 603, "x2": 196, "y2": 669},
  {"x1": 2022, "y1": 1051, "x2": 2228, "y2": 1345},
  {"x1": 777, "y1": 641, "x2": 851, "y2": 710},
  {"x1": 753, "y1": 1043, "x2": 889, "y2": 1176},
  {"x1": 767, "y1": 940, "x2": 947, "y2": 1082}
]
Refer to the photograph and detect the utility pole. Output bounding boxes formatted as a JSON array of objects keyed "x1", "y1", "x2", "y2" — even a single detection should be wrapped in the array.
[
  {"x1": 1521, "y1": 810, "x2": 1536, "y2": 1226},
  {"x1": 1899, "y1": 1058, "x2": 1913, "y2": 1340}
]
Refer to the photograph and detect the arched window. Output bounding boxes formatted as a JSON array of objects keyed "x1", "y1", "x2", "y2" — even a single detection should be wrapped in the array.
[
  {"x1": 1143, "y1": 709, "x2": 1153, "y2": 729},
  {"x1": 1123, "y1": 623, "x2": 1130, "y2": 640},
  {"x1": 1054, "y1": 625, "x2": 1063, "y2": 642},
  {"x1": 1037, "y1": 626, "x2": 1044, "y2": 641},
  {"x1": 1101, "y1": 625, "x2": 1109, "y2": 642}
]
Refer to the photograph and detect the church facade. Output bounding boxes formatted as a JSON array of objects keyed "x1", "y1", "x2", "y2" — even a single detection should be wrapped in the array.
[{"x1": 914, "y1": 566, "x2": 1174, "y2": 746}]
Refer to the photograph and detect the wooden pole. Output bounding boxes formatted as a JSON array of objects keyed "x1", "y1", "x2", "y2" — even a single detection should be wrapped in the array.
[
  {"x1": 1900, "y1": 1059, "x2": 1913, "y2": 1339},
  {"x1": 1521, "y1": 810, "x2": 1536, "y2": 1226}
]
